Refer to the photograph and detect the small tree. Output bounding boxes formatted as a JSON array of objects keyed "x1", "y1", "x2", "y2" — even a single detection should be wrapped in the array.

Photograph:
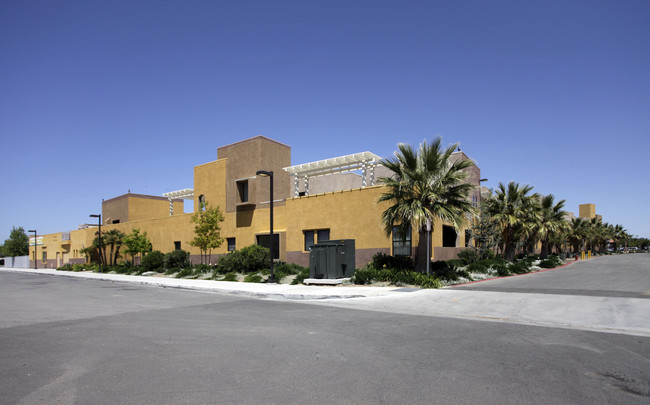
[
  {"x1": 189, "y1": 204, "x2": 225, "y2": 265},
  {"x1": 3, "y1": 226, "x2": 29, "y2": 267},
  {"x1": 123, "y1": 228, "x2": 152, "y2": 265}
]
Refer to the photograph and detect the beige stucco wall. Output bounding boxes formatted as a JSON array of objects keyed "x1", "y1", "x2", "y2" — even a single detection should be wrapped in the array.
[{"x1": 579, "y1": 203, "x2": 596, "y2": 219}]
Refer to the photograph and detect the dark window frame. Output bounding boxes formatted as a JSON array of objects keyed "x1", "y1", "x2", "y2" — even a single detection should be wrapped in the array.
[
  {"x1": 256, "y1": 234, "x2": 279, "y2": 259},
  {"x1": 304, "y1": 231, "x2": 315, "y2": 251},
  {"x1": 392, "y1": 226, "x2": 412, "y2": 256},
  {"x1": 237, "y1": 180, "x2": 249, "y2": 203}
]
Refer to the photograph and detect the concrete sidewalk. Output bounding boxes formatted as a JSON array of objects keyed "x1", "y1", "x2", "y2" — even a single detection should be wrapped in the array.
[
  {"x1": 3, "y1": 267, "x2": 649, "y2": 337},
  {"x1": 0, "y1": 267, "x2": 403, "y2": 300}
]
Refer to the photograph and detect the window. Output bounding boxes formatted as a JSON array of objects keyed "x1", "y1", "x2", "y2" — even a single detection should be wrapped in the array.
[
  {"x1": 237, "y1": 181, "x2": 249, "y2": 203},
  {"x1": 227, "y1": 238, "x2": 236, "y2": 251},
  {"x1": 443, "y1": 225, "x2": 457, "y2": 247},
  {"x1": 303, "y1": 229, "x2": 330, "y2": 251},
  {"x1": 256, "y1": 234, "x2": 279, "y2": 259},
  {"x1": 304, "y1": 231, "x2": 314, "y2": 251},
  {"x1": 42, "y1": 251, "x2": 47, "y2": 263},
  {"x1": 317, "y1": 229, "x2": 330, "y2": 242},
  {"x1": 392, "y1": 226, "x2": 411, "y2": 256},
  {"x1": 174, "y1": 241, "x2": 181, "y2": 250},
  {"x1": 198, "y1": 195, "x2": 206, "y2": 211},
  {"x1": 112, "y1": 220, "x2": 120, "y2": 224}
]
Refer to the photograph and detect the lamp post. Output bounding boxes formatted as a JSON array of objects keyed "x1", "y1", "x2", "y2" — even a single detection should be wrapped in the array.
[
  {"x1": 256, "y1": 170, "x2": 275, "y2": 283},
  {"x1": 89, "y1": 214, "x2": 101, "y2": 273},
  {"x1": 28, "y1": 229, "x2": 37, "y2": 269},
  {"x1": 426, "y1": 219, "x2": 432, "y2": 276}
]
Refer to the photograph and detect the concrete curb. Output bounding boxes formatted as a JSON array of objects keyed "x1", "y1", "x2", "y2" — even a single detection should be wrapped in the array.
[{"x1": 0, "y1": 267, "x2": 400, "y2": 301}]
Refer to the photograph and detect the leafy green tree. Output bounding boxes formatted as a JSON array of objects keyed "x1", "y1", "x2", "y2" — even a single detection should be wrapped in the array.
[
  {"x1": 123, "y1": 228, "x2": 152, "y2": 265},
  {"x1": 485, "y1": 182, "x2": 539, "y2": 262},
  {"x1": 378, "y1": 137, "x2": 476, "y2": 263},
  {"x1": 3, "y1": 226, "x2": 29, "y2": 257},
  {"x1": 469, "y1": 203, "x2": 500, "y2": 257},
  {"x1": 189, "y1": 204, "x2": 225, "y2": 264}
]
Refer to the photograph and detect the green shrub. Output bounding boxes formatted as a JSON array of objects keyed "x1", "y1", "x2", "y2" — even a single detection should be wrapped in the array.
[
  {"x1": 165, "y1": 267, "x2": 181, "y2": 275},
  {"x1": 495, "y1": 265, "x2": 511, "y2": 277},
  {"x1": 446, "y1": 259, "x2": 465, "y2": 269},
  {"x1": 274, "y1": 262, "x2": 305, "y2": 275},
  {"x1": 291, "y1": 267, "x2": 311, "y2": 285},
  {"x1": 113, "y1": 265, "x2": 132, "y2": 274},
  {"x1": 350, "y1": 266, "x2": 442, "y2": 288},
  {"x1": 220, "y1": 272, "x2": 238, "y2": 281},
  {"x1": 351, "y1": 266, "x2": 377, "y2": 285},
  {"x1": 71, "y1": 264, "x2": 86, "y2": 272},
  {"x1": 413, "y1": 273, "x2": 443, "y2": 289},
  {"x1": 57, "y1": 264, "x2": 73, "y2": 271},
  {"x1": 141, "y1": 250, "x2": 164, "y2": 271},
  {"x1": 164, "y1": 250, "x2": 190, "y2": 269},
  {"x1": 175, "y1": 268, "x2": 194, "y2": 278},
  {"x1": 431, "y1": 260, "x2": 459, "y2": 281},
  {"x1": 479, "y1": 249, "x2": 496, "y2": 260},
  {"x1": 539, "y1": 255, "x2": 562, "y2": 269},
  {"x1": 371, "y1": 252, "x2": 414, "y2": 271},
  {"x1": 193, "y1": 264, "x2": 213, "y2": 274},
  {"x1": 215, "y1": 245, "x2": 270, "y2": 274},
  {"x1": 484, "y1": 258, "x2": 509, "y2": 276},
  {"x1": 457, "y1": 249, "x2": 480, "y2": 265},
  {"x1": 243, "y1": 274, "x2": 263, "y2": 283},
  {"x1": 467, "y1": 261, "x2": 488, "y2": 274},
  {"x1": 509, "y1": 260, "x2": 531, "y2": 274}
]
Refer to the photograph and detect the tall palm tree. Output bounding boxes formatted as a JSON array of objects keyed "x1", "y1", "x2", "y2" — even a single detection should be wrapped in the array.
[
  {"x1": 102, "y1": 229, "x2": 125, "y2": 266},
  {"x1": 612, "y1": 224, "x2": 628, "y2": 251},
  {"x1": 378, "y1": 137, "x2": 476, "y2": 259},
  {"x1": 485, "y1": 181, "x2": 539, "y2": 262},
  {"x1": 569, "y1": 217, "x2": 589, "y2": 253},
  {"x1": 535, "y1": 194, "x2": 567, "y2": 259}
]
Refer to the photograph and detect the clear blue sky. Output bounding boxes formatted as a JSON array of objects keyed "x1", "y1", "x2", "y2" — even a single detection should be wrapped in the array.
[{"x1": 1, "y1": 0, "x2": 649, "y2": 242}]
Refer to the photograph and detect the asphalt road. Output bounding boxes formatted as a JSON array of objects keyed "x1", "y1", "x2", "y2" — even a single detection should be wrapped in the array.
[
  {"x1": 1, "y1": 271, "x2": 649, "y2": 404},
  {"x1": 451, "y1": 253, "x2": 650, "y2": 298}
]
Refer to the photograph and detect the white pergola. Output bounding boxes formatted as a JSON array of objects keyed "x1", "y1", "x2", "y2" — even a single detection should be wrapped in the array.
[
  {"x1": 283, "y1": 151, "x2": 382, "y2": 197},
  {"x1": 162, "y1": 188, "x2": 194, "y2": 215}
]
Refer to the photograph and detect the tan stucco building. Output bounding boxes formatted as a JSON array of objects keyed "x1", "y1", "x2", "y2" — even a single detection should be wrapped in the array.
[{"x1": 30, "y1": 136, "x2": 481, "y2": 270}]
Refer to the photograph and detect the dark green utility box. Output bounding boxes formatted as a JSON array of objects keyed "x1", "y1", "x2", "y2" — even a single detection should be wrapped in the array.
[{"x1": 309, "y1": 239, "x2": 355, "y2": 279}]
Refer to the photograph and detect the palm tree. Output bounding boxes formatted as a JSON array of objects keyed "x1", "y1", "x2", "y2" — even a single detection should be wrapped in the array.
[
  {"x1": 535, "y1": 194, "x2": 567, "y2": 259},
  {"x1": 569, "y1": 217, "x2": 589, "y2": 253},
  {"x1": 485, "y1": 181, "x2": 539, "y2": 262},
  {"x1": 102, "y1": 229, "x2": 125, "y2": 266},
  {"x1": 611, "y1": 224, "x2": 628, "y2": 252},
  {"x1": 378, "y1": 137, "x2": 476, "y2": 264}
]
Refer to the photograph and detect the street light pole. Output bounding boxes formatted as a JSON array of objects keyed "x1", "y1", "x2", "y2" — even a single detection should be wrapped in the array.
[
  {"x1": 256, "y1": 170, "x2": 275, "y2": 283},
  {"x1": 28, "y1": 229, "x2": 37, "y2": 269},
  {"x1": 426, "y1": 219, "x2": 432, "y2": 276},
  {"x1": 89, "y1": 214, "x2": 101, "y2": 273}
]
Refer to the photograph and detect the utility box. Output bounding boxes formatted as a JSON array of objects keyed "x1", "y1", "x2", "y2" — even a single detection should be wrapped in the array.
[{"x1": 309, "y1": 239, "x2": 355, "y2": 279}]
